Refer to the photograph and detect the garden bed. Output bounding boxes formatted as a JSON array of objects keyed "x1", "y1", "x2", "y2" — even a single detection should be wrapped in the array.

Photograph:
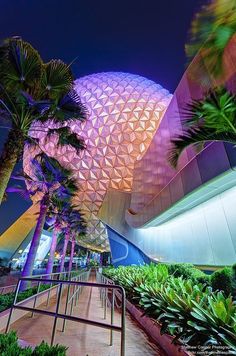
[
  {"x1": 115, "y1": 290, "x2": 192, "y2": 356},
  {"x1": 103, "y1": 263, "x2": 236, "y2": 354},
  {"x1": 0, "y1": 284, "x2": 58, "y2": 331}
]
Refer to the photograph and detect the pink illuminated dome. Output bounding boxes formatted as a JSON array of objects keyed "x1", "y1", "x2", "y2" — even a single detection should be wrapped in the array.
[{"x1": 24, "y1": 72, "x2": 172, "y2": 250}]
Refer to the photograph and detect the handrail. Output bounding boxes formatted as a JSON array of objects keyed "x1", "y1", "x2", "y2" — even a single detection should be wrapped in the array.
[
  {"x1": 5, "y1": 272, "x2": 126, "y2": 356},
  {"x1": 0, "y1": 284, "x2": 18, "y2": 295},
  {"x1": 96, "y1": 272, "x2": 123, "y2": 309},
  {"x1": 0, "y1": 269, "x2": 84, "y2": 295}
]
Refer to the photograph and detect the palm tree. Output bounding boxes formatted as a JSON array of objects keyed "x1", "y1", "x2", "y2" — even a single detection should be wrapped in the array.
[
  {"x1": 59, "y1": 227, "x2": 70, "y2": 273},
  {"x1": 185, "y1": 0, "x2": 236, "y2": 84},
  {"x1": 46, "y1": 205, "x2": 86, "y2": 275},
  {"x1": 69, "y1": 235, "x2": 76, "y2": 273},
  {"x1": 7, "y1": 154, "x2": 78, "y2": 287},
  {"x1": 168, "y1": 87, "x2": 236, "y2": 168},
  {"x1": 45, "y1": 202, "x2": 71, "y2": 276},
  {"x1": 0, "y1": 37, "x2": 87, "y2": 205},
  {"x1": 67, "y1": 216, "x2": 87, "y2": 273},
  {"x1": 59, "y1": 209, "x2": 86, "y2": 273}
]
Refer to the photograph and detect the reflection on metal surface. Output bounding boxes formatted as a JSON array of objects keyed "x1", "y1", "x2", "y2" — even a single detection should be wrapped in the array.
[{"x1": 101, "y1": 186, "x2": 236, "y2": 266}]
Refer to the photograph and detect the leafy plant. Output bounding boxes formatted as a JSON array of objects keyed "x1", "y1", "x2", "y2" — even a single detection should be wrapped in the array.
[
  {"x1": 33, "y1": 341, "x2": 67, "y2": 355},
  {"x1": 165, "y1": 263, "x2": 210, "y2": 286},
  {"x1": 211, "y1": 267, "x2": 233, "y2": 296},
  {"x1": 190, "y1": 292, "x2": 236, "y2": 348},
  {"x1": 104, "y1": 263, "x2": 236, "y2": 351},
  {"x1": 103, "y1": 263, "x2": 169, "y2": 300},
  {"x1": 0, "y1": 331, "x2": 67, "y2": 355},
  {"x1": 185, "y1": 0, "x2": 236, "y2": 84},
  {"x1": 0, "y1": 37, "x2": 87, "y2": 205},
  {"x1": 0, "y1": 284, "x2": 51, "y2": 313},
  {"x1": 168, "y1": 87, "x2": 236, "y2": 168},
  {"x1": 232, "y1": 264, "x2": 236, "y2": 299}
]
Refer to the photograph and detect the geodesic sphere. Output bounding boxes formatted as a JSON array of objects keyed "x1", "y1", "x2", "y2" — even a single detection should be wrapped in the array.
[{"x1": 24, "y1": 72, "x2": 172, "y2": 251}]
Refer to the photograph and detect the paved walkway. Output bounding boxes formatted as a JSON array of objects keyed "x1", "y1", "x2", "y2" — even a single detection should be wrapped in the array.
[{"x1": 9, "y1": 274, "x2": 166, "y2": 355}]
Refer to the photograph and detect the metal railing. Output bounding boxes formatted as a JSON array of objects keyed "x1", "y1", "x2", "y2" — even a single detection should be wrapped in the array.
[
  {"x1": 97, "y1": 272, "x2": 114, "y2": 344},
  {"x1": 0, "y1": 269, "x2": 85, "y2": 295},
  {"x1": 0, "y1": 284, "x2": 17, "y2": 295},
  {"x1": 29, "y1": 269, "x2": 90, "y2": 317},
  {"x1": 5, "y1": 271, "x2": 126, "y2": 356},
  {"x1": 96, "y1": 271, "x2": 127, "y2": 348}
]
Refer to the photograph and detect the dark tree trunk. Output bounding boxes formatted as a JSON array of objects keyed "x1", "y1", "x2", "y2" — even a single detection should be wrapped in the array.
[
  {"x1": 0, "y1": 129, "x2": 24, "y2": 205},
  {"x1": 59, "y1": 230, "x2": 69, "y2": 273},
  {"x1": 46, "y1": 228, "x2": 59, "y2": 276},
  {"x1": 20, "y1": 197, "x2": 48, "y2": 290}
]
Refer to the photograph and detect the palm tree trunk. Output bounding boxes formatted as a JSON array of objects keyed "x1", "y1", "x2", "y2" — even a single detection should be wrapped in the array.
[
  {"x1": 59, "y1": 231, "x2": 69, "y2": 273},
  {"x1": 68, "y1": 238, "x2": 75, "y2": 273},
  {"x1": 46, "y1": 229, "x2": 59, "y2": 276},
  {"x1": 0, "y1": 129, "x2": 24, "y2": 205},
  {"x1": 20, "y1": 197, "x2": 48, "y2": 290}
]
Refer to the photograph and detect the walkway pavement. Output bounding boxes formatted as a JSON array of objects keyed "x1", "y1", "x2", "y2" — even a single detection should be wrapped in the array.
[{"x1": 9, "y1": 274, "x2": 166, "y2": 355}]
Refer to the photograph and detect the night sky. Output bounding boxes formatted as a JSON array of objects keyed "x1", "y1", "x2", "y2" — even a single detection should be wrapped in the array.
[{"x1": 0, "y1": 0, "x2": 205, "y2": 233}]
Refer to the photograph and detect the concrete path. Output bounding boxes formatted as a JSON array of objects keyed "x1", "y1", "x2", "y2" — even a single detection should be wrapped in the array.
[{"x1": 9, "y1": 274, "x2": 166, "y2": 356}]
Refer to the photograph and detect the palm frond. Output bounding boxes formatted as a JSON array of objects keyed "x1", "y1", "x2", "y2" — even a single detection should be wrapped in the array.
[
  {"x1": 47, "y1": 126, "x2": 86, "y2": 153},
  {"x1": 0, "y1": 37, "x2": 43, "y2": 93},
  {"x1": 20, "y1": 91, "x2": 51, "y2": 115},
  {"x1": 185, "y1": 0, "x2": 236, "y2": 80},
  {"x1": 51, "y1": 89, "x2": 87, "y2": 122},
  {"x1": 182, "y1": 88, "x2": 236, "y2": 133},
  {"x1": 6, "y1": 185, "x2": 31, "y2": 200},
  {"x1": 41, "y1": 60, "x2": 73, "y2": 99},
  {"x1": 168, "y1": 127, "x2": 236, "y2": 168}
]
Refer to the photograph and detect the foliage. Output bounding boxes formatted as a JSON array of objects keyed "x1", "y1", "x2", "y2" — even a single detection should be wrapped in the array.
[
  {"x1": 0, "y1": 36, "x2": 87, "y2": 205},
  {"x1": 33, "y1": 340, "x2": 67, "y2": 355},
  {"x1": 232, "y1": 263, "x2": 236, "y2": 299},
  {"x1": 88, "y1": 260, "x2": 99, "y2": 267},
  {"x1": 47, "y1": 127, "x2": 86, "y2": 154},
  {"x1": 211, "y1": 267, "x2": 233, "y2": 296},
  {"x1": 104, "y1": 263, "x2": 236, "y2": 350},
  {"x1": 185, "y1": 0, "x2": 236, "y2": 81},
  {"x1": 0, "y1": 37, "x2": 87, "y2": 139},
  {"x1": 165, "y1": 263, "x2": 211, "y2": 286},
  {"x1": 0, "y1": 284, "x2": 50, "y2": 313},
  {"x1": 103, "y1": 263, "x2": 169, "y2": 300},
  {"x1": 8, "y1": 153, "x2": 78, "y2": 205},
  {"x1": 168, "y1": 87, "x2": 236, "y2": 168},
  {"x1": 0, "y1": 331, "x2": 67, "y2": 355}
]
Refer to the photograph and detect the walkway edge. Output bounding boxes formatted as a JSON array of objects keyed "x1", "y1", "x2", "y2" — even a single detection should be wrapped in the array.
[{"x1": 116, "y1": 292, "x2": 193, "y2": 356}]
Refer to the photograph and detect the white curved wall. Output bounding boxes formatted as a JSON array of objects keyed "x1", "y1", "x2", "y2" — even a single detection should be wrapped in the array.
[{"x1": 135, "y1": 185, "x2": 236, "y2": 265}]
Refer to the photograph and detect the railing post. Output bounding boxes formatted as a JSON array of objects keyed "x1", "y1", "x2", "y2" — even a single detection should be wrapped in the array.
[
  {"x1": 5, "y1": 280, "x2": 21, "y2": 333},
  {"x1": 61, "y1": 284, "x2": 70, "y2": 332},
  {"x1": 46, "y1": 282, "x2": 53, "y2": 306},
  {"x1": 31, "y1": 277, "x2": 41, "y2": 318},
  {"x1": 51, "y1": 283, "x2": 63, "y2": 346},
  {"x1": 104, "y1": 281, "x2": 107, "y2": 319},
  {"x1": 120, "y1": 288, "x2": 126, "y2": 356},
  {"x1": 5, "y1": 273, "x2": 125, "y2": 356},
  {"x1": 110, "y1": 288, "x2": 114, "y2": 346}
]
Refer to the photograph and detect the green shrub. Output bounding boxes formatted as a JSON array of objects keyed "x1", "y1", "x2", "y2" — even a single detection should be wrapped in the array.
[
  {"x1": 104, "y1": 264, "x2": 236, "y2": 351},
  {"x1": 103, "y1": 263, "x2": 169, "y2": 300},
  {"x1": 165, "y1": 263, "x2": 210, "y2": 285},
  {"x1": 33, "y1": 340, "x2": 67, "y2": 355},
  {"x1": 0, "y1": 331, "x2": 67, "y2": 355},
  {"x1": 0, "y1": 293, "x2": 14, "y2": 313},
  {"x1": 232, "y1": 263, "x2": 236, "y2": 299},
  {"x1": 211, "y1": 267, "x2": 233, "y2": 296},
  {"x1": 0, "y1": 284, "x2": 51, "y2": 313}
]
